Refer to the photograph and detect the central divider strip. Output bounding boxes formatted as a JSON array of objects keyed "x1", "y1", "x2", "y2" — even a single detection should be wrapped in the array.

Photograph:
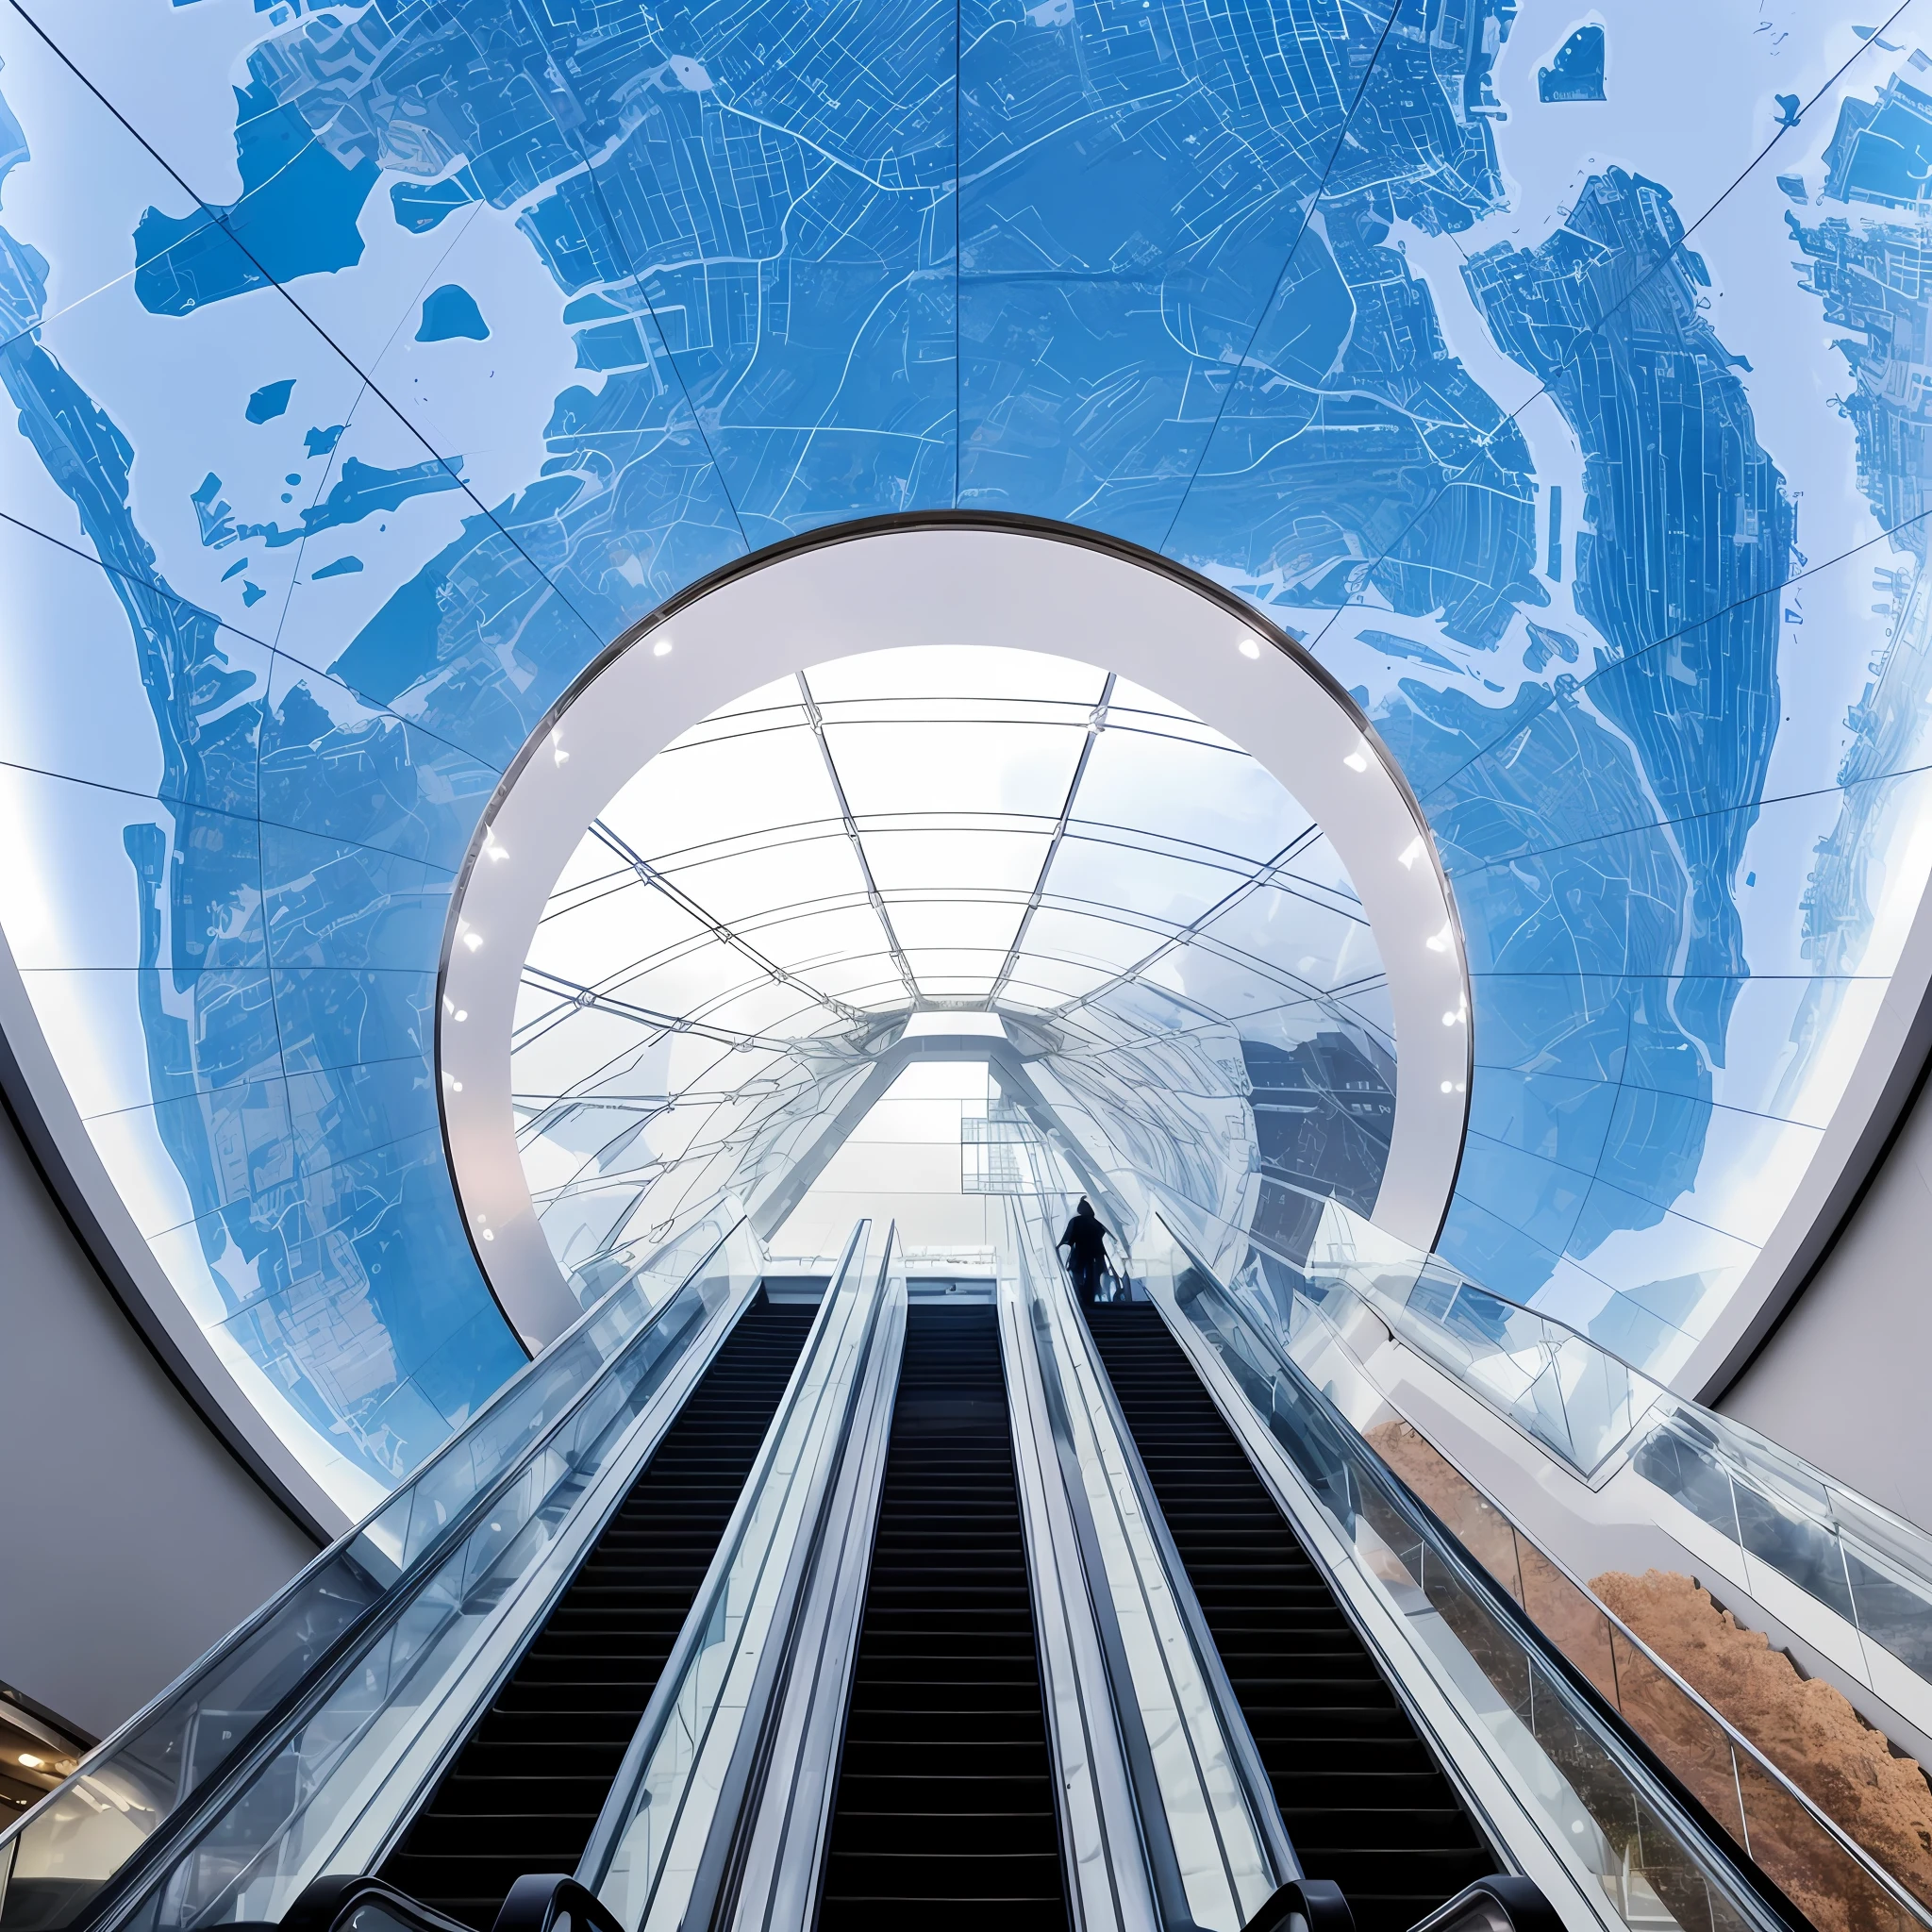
[{"x1": 578, "y1": 1221, "x2": 905, "y2": 1932}]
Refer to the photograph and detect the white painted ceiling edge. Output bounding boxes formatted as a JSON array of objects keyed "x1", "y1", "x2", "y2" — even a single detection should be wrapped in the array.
[{"x1": 439, "y1": 525, "x2": 1474, "y2": 1348}]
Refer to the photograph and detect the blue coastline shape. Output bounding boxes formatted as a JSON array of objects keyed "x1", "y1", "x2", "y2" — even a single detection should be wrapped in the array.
[
  {"x1": 10, "y1": 0, "x2": 1932, "y2": 1499},
  {"x1": 238, "y1": 456, "x2": 467, "y2": 548},
  {"x1": 391, "y1": 170, "x2": 481, "y2": 234},
  {"x1": 133, "y1": 75, "x2": 377, "y2": 315},
  {"x1": 245, "y1": 378, "x2": 295, "y2": 424},
  {"x1": 1539, "y1": 26, "x2": 1606, "y2": 103},
  {"x1": 417, "y1": 284, "x2": 490, "y2": 342},
  {"x1": 311, "y1": 556, "x2": 363, "y2": 579}
]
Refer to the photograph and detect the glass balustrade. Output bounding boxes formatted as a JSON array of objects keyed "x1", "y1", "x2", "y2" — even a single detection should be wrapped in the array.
[
  {"x1": 583, "y1": 1222, "x2": 901, "y2": 1932},
  {"x1": 1005, "y1": 1198, "x2": 1276, "y2": 1932},
  {"x1": 0, "y1": 1212, "x2": 760, "y2": 1932},
  {"x1": 1160, "y1": 1186, "x2": 1932, "y2": 1733},
  {"x1": 1139, "y1": 1216, "x2": 1918, "y2": 1932}
]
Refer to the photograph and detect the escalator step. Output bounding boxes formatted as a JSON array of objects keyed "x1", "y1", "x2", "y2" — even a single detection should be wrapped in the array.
[
  {"x1": 1083, "y1": 1304, "x2": 1494, "y2": 1932},
  {"x1": 819, "y1": 1304, "x2": 1068, "y2": 1932},
  {"x1": 381, "y1": 1291, "x2": 818, "y2": 1929}
]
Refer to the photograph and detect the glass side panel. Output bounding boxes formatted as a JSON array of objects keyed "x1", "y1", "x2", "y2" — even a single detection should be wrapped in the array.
[
  {"x1": 0, "y1": 1219, "x2": 759, "y2": 1932},
  {"x1": 1141, "y1": 1221, "x2": 1847, "y2": 1932},
  {"x1": 1006, "y1": 1197, "x2": 1273, "y2": 1932},
  {"x1": 588, "y1": 1223, "x2": 890, "y2": 1932}
]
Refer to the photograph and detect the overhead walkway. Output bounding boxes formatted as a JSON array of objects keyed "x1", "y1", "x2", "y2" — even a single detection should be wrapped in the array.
[{"x1": 0, "y1": 1203, "x2": 1864, "y2": 1932}]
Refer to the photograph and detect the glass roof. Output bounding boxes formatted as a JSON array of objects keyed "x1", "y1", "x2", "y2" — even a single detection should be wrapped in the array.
[{"x1": 516, "y1": 646, "x2": 1393, "y2": 1298}]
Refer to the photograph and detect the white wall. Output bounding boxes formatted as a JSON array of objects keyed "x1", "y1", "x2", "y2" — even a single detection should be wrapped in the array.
[
  {"x1": 769, "y1": 1060, "x2": 1000, "y2": 1264},
  {"x1": 0, "y1": 1101, "x2": 319, "y2": 1738},
  {"x1": 1719, "y1": 1068, "x2": 1932, "y2": 1535}
]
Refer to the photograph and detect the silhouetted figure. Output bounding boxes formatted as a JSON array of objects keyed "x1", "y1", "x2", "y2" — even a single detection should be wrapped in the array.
[{"x1": 1058, "y1": 1197, "x2": 1112, "y2": 1304}]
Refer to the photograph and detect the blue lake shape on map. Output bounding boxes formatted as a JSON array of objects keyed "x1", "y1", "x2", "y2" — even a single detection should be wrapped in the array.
[
  {"x1": 417, "y1": 284, "x2": 489, "y2": 342},
  {"x1": 133, "y1": 75, "x2": 378, "y2": 315},
  {"x1": 311, "y1": 556, "x2": 362, "y2": 579},
  {"x1": 306, "y1": 425, "x2": 343, "y2": 457},
  {"x1": 1521, "y1": 622, "x2": 1580, "y2": 673},
  {"x1": 245, "y1": 377, "x2": 294, "y2": 423},
  {"x1": 1540, "y1": 26, "x2": 1606, "y2": 103},
  {"x1": 1357, "y1": 629, "x2": 1463, "y2": 675}
]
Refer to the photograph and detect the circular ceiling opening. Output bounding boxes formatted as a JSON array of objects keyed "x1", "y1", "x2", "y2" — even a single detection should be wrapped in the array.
[
  {"x1": 440, "y1": 524, "x2": 1469, "y2": 1347},
  {"x1": 516, "y1": 643, "x2": 1398, "y2": 1305}
]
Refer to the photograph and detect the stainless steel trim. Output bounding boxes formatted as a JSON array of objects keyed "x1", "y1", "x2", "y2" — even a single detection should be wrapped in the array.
[
  {"x1": 718, "y1": 1249, "x2": 907, "y2": 1932},
  {"x1": 1001, "y1": 1273, "x2": 1163, "y2": 1932}
]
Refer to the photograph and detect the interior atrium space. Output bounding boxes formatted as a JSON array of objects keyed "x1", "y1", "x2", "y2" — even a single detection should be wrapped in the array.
[{"x1": 11, "y1": 8, "x2": 1932, "y2": 1932}]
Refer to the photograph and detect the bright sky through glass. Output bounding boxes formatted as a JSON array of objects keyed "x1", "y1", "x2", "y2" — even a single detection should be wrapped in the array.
[{"x1": 514, "y1": 646, "x2": 1392, "y2": 1300}]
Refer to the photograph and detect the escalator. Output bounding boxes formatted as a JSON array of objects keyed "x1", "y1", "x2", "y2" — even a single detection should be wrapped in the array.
[
  {"x1": 818, "y1": 1302, "x2": 1068, "y2": 1932},
  {"x1": 1082, "y1": 1301, "x2": 1494, "y2": 1932},
  {"x1": 382, "y1": 1291, "x2": 819, "y2": 1927}
]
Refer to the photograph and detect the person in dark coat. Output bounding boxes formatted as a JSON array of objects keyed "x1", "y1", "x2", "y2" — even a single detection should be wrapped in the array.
[{"x1": 1058, "y1": 1197, "x2": 1113, "y2": 1304}]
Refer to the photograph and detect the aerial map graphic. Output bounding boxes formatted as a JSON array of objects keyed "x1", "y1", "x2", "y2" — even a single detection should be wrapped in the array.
[{"x1": 0, "y1": 0, "x2": 1926, "y2": 1506}]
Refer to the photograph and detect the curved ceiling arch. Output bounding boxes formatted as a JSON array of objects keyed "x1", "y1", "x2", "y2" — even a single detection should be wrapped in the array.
[
  {"x1": 441, "y1": 524, "x2": 1470, "y2": 1344},
  {"x1": 0, "y1": 2, "x2": 1926, "y2": 1507}
]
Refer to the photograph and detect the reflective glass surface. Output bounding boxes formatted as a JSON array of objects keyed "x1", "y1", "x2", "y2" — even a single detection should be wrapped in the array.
[
  {"x1": 0, "y1": 1215, "x2": 761, "y2": 1932},
  {"x1": 584, "y1": 1222, "x2": 895, "y2": 1932},
  {"x1": 517, "y1": 648, "x2": 1393, "y2": 1298},
  {"x1": 1137, "y1": 1222, "x2": 1909, "y2": 1932},
  {"x1": 3, "y1": 3, "x2": 1931, "y2": 1498}
]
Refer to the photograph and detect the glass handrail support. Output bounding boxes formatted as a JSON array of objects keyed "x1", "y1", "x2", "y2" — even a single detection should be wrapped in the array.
[
  {"x1": 1006, "y1": 1198, "x2": 1283, "y2": 1932},
  {"x1": 1163, "y1": 1211, "x2": 1932, "y2": 1932},
  {"x1": 1142, "y1": 1217, "x2": 1924, "y2": 1932},
  {"x1": 714, "y1": 1236, "x2": 908, "y2": 1932},
  {"x1": 997, "y1": 1242, "x2": 1165, "y2": 1932},
  {"x1": 577, "y1": 1220, "x2": 904, "y2": 1932},
  {"x1": 1271, "y1": 1189, "x2": 1932, "y2": 1737},
  {"x1": 0, "y1": 1211, "x2": 763, "y2": 1932}
]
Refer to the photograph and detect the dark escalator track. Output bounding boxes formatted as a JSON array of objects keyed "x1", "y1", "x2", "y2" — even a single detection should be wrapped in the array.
[
  {"x1": 382, "y1": 1291, "x2": 819, "y2": 1928},
  {"x1": 1084, "y1": 1302, "x2": 1493, "y2": 1932},
  {"x1": 820, "y1": 1303, "x2": 1068, "y2": 1932}
]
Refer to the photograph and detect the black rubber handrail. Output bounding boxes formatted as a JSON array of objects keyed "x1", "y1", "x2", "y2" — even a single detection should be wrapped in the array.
[
  {"x1": 1238, "y1": 1873, "x2": 1561, "y2": 1932},
  {"x1": 227, "y1": 1872, "x2": 625, "y2": 1932}
]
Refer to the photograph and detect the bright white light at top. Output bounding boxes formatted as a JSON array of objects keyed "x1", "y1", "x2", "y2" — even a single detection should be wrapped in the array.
[
  {"x1": 1238, "y1": 636, "x2": 1261, "y2": 660},
  {"x1": 903, "y1": 1011, "x2": 1007, "y2": 1041},
  {"x1": 654, "y1": 637, "x2": 674, "y2": 658}
]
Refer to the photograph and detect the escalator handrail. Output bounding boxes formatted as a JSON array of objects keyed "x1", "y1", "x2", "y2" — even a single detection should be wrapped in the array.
[
  {"x1": 1008, "y1": 1209, "x2": 1280, "y2": 1932},
  {"x1": 1154, "y1": 1216, "x2": 1824, "y2": 1932},
  {"x1": 8, "y1": 1218, "x2": 754, "y2": 1932},
  {"x1": 1044, "y1": 1236, "x2": 1297, "y2": 1888},
  {"x1": 243, "y1": 1871, "x2": 626, "y2": 1932},
  {"x1": 1236, "y1": 1876, "x2": 1355, "y2": 1932},
  {"x1": 574, "y1": 1219, "x2": 900, "y2": 1932}
]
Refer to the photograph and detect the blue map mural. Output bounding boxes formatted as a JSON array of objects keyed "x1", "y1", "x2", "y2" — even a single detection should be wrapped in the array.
[{"x1": 0, "y1": 0, "x2": 1927, "y2": 1506}]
